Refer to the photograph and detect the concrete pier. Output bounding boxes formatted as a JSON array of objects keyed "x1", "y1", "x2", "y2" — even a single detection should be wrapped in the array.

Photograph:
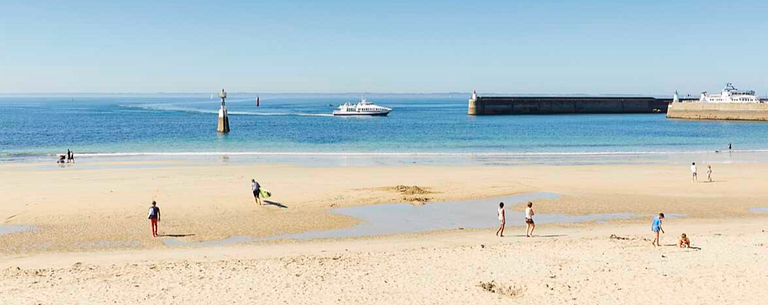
[
  {"x1": 468, "y1": 93, "x2": 669, "y2": 115},
  {"x1": 667, "y1": 102, "x2": 768, "y2": 121},
  {"x1": 217, "y1": 89, "x2": 230, "y2": 133}
]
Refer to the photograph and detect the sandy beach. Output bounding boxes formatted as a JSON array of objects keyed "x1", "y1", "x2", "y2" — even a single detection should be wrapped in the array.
[{"x1": 2, "y1": 160, "x2": 768, "y2": 304}]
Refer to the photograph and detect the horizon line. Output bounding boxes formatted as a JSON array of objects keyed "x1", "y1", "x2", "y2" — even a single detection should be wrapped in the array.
[{"x1": 0, "y1": 92, "x2": 676, "y2": 97}]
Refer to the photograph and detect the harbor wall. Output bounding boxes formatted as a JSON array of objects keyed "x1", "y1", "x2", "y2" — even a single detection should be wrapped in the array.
[
  {"x1": 468, "y1": 97, "x2": 669, "y2": 115},
  {"x1": 666, "y1": 102, "x2": 768, "y2": 121}
]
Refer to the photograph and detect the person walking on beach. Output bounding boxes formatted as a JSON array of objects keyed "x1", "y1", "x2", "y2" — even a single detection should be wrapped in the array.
[
  {"x1": 148, "y1": 201, "x2": 161, "y2": 237},
  {"x1": 651, "y1": 213, "x2": 665, "y2": 247},
  {"x1": 496, "y1": 202, "x2": 506, "y2": 237},
  {"x1": 525, "y1": 202, "x2": 536, "y2": 237},
  {"x1": 707, "y1": 165, "x2": 713, "y2": 182},
  {"x1": 691, "y1": 162, "x2": 698, "y2": 182},
  {"x1": 251, "y1": 179, "x2": 262, "y2": 205}
]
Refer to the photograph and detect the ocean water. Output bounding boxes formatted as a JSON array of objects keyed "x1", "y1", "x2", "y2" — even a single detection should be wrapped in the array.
[{"x1": 2, "y1": 95, "x2": 768, "y2": 164}]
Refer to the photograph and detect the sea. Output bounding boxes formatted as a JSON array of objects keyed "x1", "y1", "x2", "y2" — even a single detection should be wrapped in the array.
[{"x1": 2, "y1": 94, "x2": 768, "y2": 166}]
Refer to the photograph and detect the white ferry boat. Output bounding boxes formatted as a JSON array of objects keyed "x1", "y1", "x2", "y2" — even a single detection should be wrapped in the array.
[
  {"x1": 697, "y1": 83, "x2": 761, "y2": 103},
  {"x1": 333, "y1": 98, "x2": 392, "y2": 116}
]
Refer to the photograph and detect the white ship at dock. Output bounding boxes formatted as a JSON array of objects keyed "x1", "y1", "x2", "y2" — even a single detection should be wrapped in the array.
[
  {"x1": 668, "y1": 83, "x2": 768, "y2": 121},
  {"x1": 674, "y1": 83, "x2": 762, "y2": 104}
]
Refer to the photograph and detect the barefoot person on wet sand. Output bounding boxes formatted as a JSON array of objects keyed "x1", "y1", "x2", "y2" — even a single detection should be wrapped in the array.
[
  {"x1": 691, "y1": 162, "x2": 698, "y2": 182},
  {"x1": 525, "y1": 202, "x2": 536, "y2": 237},
  {"x1": 251, "y1": 179, "x2": 262, "y2": 205},
  {"x1": 496, "y1": 202, "x2": 505, "y2": 237},
  {"x1": 148, "y1": 201, "x2": 161, "y2": 237},
  {"x1": 651, "y1": 213, "x2": 665, "y2": 246}
]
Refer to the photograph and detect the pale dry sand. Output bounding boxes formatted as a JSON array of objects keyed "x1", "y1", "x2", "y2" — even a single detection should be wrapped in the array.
[
  {"x1": 1, "y1": 220, "x2": 768, "y2": 304},
  {"x1": 1, "y1": 160, "x2": 768, "y2": 304}
]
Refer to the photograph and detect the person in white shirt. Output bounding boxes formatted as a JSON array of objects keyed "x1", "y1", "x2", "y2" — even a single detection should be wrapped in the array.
[
  {"x1": 495, "y1": 202, "x2": 505, "y2": 237},
  {"x1": 691, "y1": 162, "x2": 698, "y2": 182},
  {"x1": 251, "y1": 179, "x2": 262, "y2": 205},
  {"x1": 525, "y1": 202, "x2": 536, "y2": 237}
]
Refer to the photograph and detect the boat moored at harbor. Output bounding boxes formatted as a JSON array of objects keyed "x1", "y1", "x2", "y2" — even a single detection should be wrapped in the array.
[
  {"x1": 667, "y1": 83, "x2": 768, "y2": 121},
  {"x1": 333, "y1": 98, "x2": 392, "y2": 116},
  {"x1": 692, "y1": 83, "x2": 762, "y2": 104}
]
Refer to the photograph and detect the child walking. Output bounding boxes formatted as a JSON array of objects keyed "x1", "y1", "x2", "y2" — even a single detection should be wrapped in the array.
[
  {"x1": 496, "y1": 202, "x2": 505, "y2": 237},
  {"x1": 525, "y1": 202, "x2": 535, "y2": 237},
  {"x1": 651, "y1": 213, "x2": 665, "y2": 246}
]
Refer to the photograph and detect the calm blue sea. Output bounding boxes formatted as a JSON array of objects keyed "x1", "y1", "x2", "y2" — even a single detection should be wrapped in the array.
[{"x1": 2, "y1": 95, "x2": 768, "y2": 164}]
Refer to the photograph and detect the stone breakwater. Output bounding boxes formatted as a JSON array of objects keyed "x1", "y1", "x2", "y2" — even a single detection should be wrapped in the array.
[
  {"x1": 666, "y1": 102, "x2": 768, "y2": 121},
  {"x1": 468, "y1": 96, "x2": 670, "y2": 115}
]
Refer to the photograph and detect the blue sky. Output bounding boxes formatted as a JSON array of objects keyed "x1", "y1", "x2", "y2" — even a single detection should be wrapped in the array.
[{"x1": 1, "y1": 0, "x2": 766, "y2": 95}]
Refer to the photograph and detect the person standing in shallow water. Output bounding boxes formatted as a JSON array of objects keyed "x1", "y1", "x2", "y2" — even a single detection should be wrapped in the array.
[
  {"x1": 148, "y1": 201, "x2": 160, "y2": 237},
  {"x1": 251, "y1": 179, "x2": 262, "y2": 205},
  {"x1": 525, "y1": 202, "x2": 535, "y2": 237},
  {"x1": 496, "y1": 202, "x2": 505, "y2": 237}
]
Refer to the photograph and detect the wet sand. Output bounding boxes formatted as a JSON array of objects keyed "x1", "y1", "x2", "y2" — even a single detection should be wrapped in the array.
[{"x1": 2, "y1": 161, "x2": 768, "y2": 253}]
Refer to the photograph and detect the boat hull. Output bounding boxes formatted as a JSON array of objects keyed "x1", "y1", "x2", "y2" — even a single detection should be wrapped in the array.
[{"x1": 333, "y1": 111, "x2": 390, "y2": 116}]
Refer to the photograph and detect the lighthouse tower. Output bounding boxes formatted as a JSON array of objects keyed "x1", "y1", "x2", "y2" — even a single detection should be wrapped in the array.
[
  {"x1": 217, "y1": 89, "x2": 230, "y2": 133},
  {"x1": 468, "y1": 89, "x2": 479, "y2": 115}
]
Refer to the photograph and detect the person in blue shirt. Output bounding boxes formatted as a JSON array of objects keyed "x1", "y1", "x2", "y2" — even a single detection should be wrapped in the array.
[{"x1": 651, "y1": 213, "x2": 665, "y2": 247}]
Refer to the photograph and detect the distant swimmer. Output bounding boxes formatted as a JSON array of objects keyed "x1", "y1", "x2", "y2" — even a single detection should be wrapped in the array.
[
  {"x1": 148, "y1": 200, "x2": 161, "y2": 237},
  {"x1": 525, "y1": 202, "x2": 536, "y2": 237},
  {"x1": 691, "y1": 162, "x2": 698, "y2": 182},
  {"x1": 496, "y1": 202, "x2": 505, "y2": 237}
]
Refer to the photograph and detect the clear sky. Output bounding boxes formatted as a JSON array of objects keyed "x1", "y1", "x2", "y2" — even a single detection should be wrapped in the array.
[{"x1": 1, "y1": 0, "x2": 767, "y2": 95}]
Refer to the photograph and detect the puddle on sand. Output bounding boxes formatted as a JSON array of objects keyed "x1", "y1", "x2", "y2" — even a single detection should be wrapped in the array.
[
  {"x1": 0, "y1": 225, "x2": 35, "y2": 236},
  {"x1": 76, "y1": 240, "x2": 142, "y2": 248},
  {"x1": 749, "y1": 207, "x2": 768, "y2": 213},
  {"x1": 162, "y1": 236, "x2": 252, "y2": 247},
  {"x1": 164, "y1": 192, "x2": 640, "y2": 247}
]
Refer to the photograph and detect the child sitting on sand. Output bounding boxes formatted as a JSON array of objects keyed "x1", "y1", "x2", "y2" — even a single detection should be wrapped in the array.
[{"x1": 678, "y1": 233, "x2": 691, "y2": 248}]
